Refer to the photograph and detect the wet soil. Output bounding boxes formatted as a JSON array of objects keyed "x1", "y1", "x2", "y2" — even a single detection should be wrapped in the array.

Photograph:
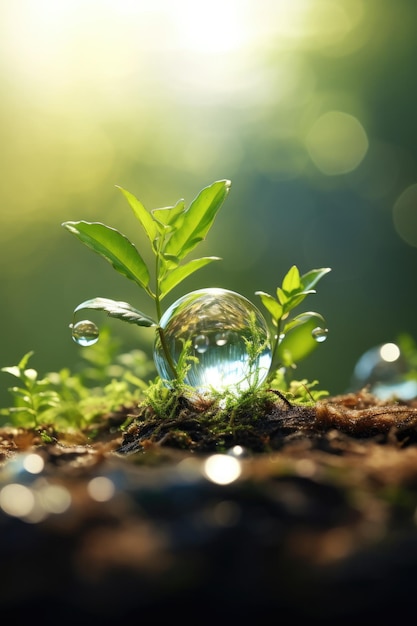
[{"x1": 2, "y1": 389, "x2": 417, "y2": 624}]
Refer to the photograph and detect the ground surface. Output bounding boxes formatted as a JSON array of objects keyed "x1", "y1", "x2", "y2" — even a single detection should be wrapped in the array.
[{"x1": 2, "y1": 389, "x2": 417, "y2": 624}]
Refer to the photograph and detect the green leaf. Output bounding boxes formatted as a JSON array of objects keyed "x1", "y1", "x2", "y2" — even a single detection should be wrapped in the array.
[
  {"x1": 161, "y1": 254, "x2": 180, "y2": 271},
  {"x1": 152, "y1": 199, "x2": 185, "y2": 227},
  {"x1": 18, "y1": 351, "x2": 35, "y2": 370},
  {"x1": 62, "y1": 221, "x2": 151, "y2": 291},
  {"x1": 1, "y1": 366, "x2": 22, "y2": 379},
  {"x1": 283, "y1": 290, "x2": 316, "y2": 313},
  {"x1": 282, "y1": 265, "x2": 301, "y2": 294},
  {"x1": 160, "y1": 257, "x2": 221, "y2": 299},
  {"x1": 73, "y1": 297, "x2": 157, "y2": 327},
  {"x1": 300, "y1": 267, "x2": 331, "y2": 292},
  {"x1": 116, "y1": 186, "x2": 157, "y2": 243},
  {"x1": 276, "y1": 287, "x2": 288, "y2": 305},
  {"x1": 255, "y1": 291, "x2": 283, "y2": 321},
  {"x1": 164, "y1": 179, "x2": 231, "y2": 259}
]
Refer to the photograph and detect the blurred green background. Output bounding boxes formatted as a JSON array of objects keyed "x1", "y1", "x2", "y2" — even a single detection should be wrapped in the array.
[{"x1": 1, "y1": 0, "x2": 417, "y2": 403}]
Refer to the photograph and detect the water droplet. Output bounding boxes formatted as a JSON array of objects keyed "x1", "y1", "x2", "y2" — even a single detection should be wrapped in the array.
[
  {"x1": 193, "y1": 334, "x2": 209, "y2": 353},
  {"x1": 153, "y1": 288, "x2": 272, "y2": 395},
  {"x1": 71, "y1": 320, "x2": 99, "y2": 346},
  {"x1": 311, "y1": 326, "x2": 328, "y2": 343}
]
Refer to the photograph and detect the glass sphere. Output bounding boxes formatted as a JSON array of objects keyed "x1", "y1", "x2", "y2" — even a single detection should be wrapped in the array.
[{"x1": 153, "y1": 288, "x2": 272, "y2": 395}]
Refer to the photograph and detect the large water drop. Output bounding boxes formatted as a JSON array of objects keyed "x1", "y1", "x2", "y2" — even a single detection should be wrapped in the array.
[
  {"x1": 153, "y1": 288, "x2": 272, "y2": 395},
  {"x1": 71, "y1": 320, "x2": 99, "y2": 346}
]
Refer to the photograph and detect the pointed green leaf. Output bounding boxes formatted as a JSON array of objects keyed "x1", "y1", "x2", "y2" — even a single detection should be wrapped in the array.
[
  {"x1": 62, "y1": 221, "x2": 151, "y2": 291},
  {"x1": 282, "y1": 265, "x2": 301, "y2": 294},
  {"x1": 300, "y1": 267, "x2": 331, "y2": 292},
  {"x1": 277, "y1": 287, "x2": 288, "y2": 305},
  {"x1": 152, "y1": 199, "x2": 185, "y2": 227},
  {"x1": 18, "y1": 351, "x2": 35, "y2": 370},
  {"x1": 160, "y1": 257, "x2": 221, "y2": 299},
  {"x1": 164, "y1": 179, "x2": 231, "y2": 259},
  {"x1": 116, "y1": 185, "x2": 157, "y2": 243},
  {"x1": 283, "y1": 289, "x2": 317, "y2": 313},
  {"x1": 73, "y1": 297, "x2": 157, "y2": 327},
  {"x1": 255, "y1": 291, "x2": 283, "y2": 320}
]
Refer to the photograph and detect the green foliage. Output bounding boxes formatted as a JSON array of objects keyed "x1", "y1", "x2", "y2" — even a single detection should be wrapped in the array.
[
  {"x1": 0, "y1": 331, "x2": 154, "y2": 430},
  {"x1": 256, "y1": 265, "x2": 331, "y2": 378},
  {"x1": 0, "y1": 351, "x2": 61, "y2": 428}
]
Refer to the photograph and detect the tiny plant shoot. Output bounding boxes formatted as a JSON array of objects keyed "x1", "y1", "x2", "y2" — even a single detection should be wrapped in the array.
[{"x1": 62, "y1": 179, "x2": 331, "y2": 396}]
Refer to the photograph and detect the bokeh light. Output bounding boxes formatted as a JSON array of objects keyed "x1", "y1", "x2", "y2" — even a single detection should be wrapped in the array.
[{"x1": 306, "y1": 111, "x2": 369, "y2": 175}]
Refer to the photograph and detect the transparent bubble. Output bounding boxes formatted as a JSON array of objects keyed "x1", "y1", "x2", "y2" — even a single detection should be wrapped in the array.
[
  {"x1": 351, "y1": 342, "x2": 417, "y2": 400},
  {"x1": 71, "y1": 320, "x2": 99, "y2": 346},
  {"x1": 153, "y1": 288, "x2": 272, "y2": 395}
]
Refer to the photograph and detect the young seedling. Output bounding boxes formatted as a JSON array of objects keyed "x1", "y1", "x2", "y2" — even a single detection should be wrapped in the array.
[
  {"x1": 0, "y1": 351, "x2": 61, "y2": 427},
  {"x1": 256, "y1": 264, "x2": 331, "y2": 381},
  {"x1": 63, "y1": 180, "x2": 231, "y2": 382},
  {"x1": 62, "y1": 179, "x2": 330, "y2": 396}
]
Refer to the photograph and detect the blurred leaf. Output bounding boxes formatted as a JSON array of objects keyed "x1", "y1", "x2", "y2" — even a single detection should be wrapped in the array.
[
  {"x1": 62, "y1": 221, "x2": 151, "y2": 291},
  {"x1": 255, "y1": 291, "x2": 283, "y2": 320},
  {"x1": 277, "y1": 311, "x2": 328, "y2": 365},
  {"x1": 300, "y1": 268, "x2": 331, "y2": 292}
]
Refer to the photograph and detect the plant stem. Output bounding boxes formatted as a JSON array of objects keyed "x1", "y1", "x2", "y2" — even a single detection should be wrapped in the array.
[
  {"x1": 267, "y1": 320, "x2": 282, "y2": 382},
  {"x1": 154, "y1": 242, "x2": 178, "y2": 380},
  {"x1": 156, "y1": 325, "x2": 178, "y2": 379}
]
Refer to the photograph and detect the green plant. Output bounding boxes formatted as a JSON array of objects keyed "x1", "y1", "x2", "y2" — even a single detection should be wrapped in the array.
[
  {"x1": 256, "y1": 264, "x2": 331, "y2": 380},
  {"x1": 0, "y1": 331, "x2": 154, "y2": 430},
  {"x1": 0, "y1": 351, "x2": 61, "y2": 428},
  {"x1": 63, "y1": 180, "x2": 230, "y2": 380},
  {"x1": 62, "y1": 179, "x2": 330, "y2": 394}
]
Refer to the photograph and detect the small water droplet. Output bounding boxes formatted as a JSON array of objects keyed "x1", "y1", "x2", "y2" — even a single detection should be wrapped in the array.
[
  {"x1": 311, "y1": 327, "x2": 328, "y2": 343},
  {"x1": 193, "y1": 334, "x2": 209, "y2": 353},
  {"x1": 71, "y1": 320, "x2": 99, "y2": 346},
  {"x1": 153, "y1": 288, "x2": 272, "y2": 395}
]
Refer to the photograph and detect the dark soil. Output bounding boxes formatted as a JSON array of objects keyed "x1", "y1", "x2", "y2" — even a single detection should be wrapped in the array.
[{"x1": 2, "y1": 389, "x2": 417, "y2": 624}]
